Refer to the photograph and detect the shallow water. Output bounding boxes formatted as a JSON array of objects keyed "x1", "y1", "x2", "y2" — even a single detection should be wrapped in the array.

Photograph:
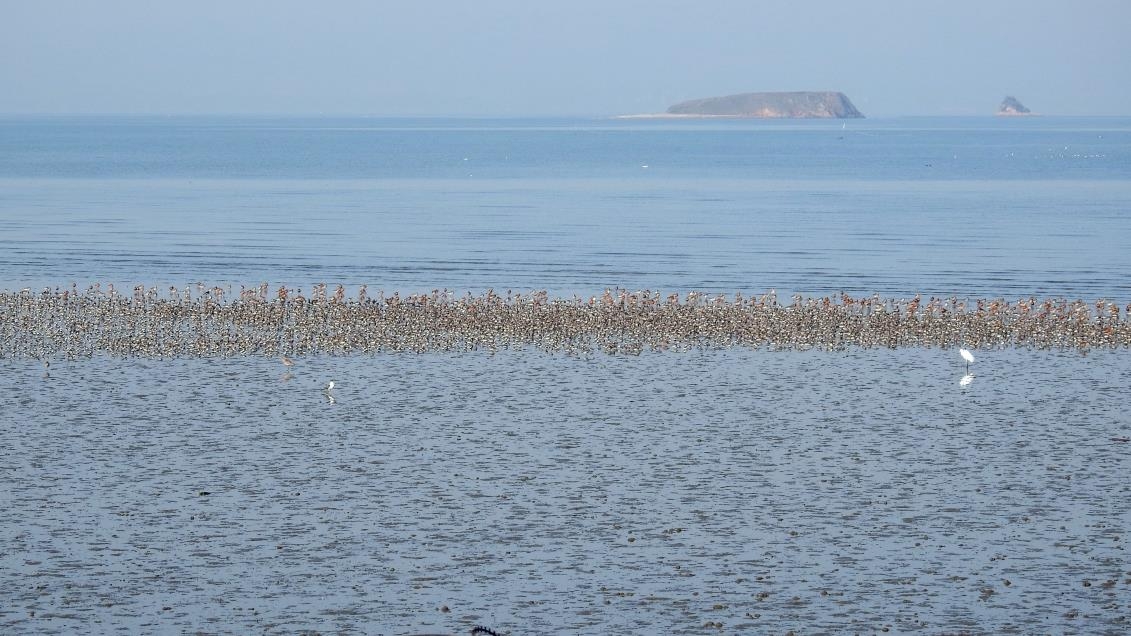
[{"x1": 2, "y1": 349, "x2": 1129, "y2": 634}]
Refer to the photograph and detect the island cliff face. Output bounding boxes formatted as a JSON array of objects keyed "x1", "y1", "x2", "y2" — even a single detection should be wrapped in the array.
[
  {"x1": 997, "y1": 96, "x2": 1032, "y2": 116},
  {"x1": 666, "y1": 91, "x2": 864, "y2": 119}
]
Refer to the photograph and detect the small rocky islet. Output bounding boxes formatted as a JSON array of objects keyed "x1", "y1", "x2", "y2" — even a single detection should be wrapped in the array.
[
  {"x1": 614, "y1": 90, "x2": 864, "y2": 119},
  {"x1": 665, "y1": 91, "x2": 864, "y2": 119},
  {"x1": 997, "y1": 95, "x2": 1033, "y2": 116}
]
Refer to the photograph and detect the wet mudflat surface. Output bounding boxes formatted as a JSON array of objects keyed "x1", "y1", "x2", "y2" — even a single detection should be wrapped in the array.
[{"x1": 1, "y1": 348, "x2": 1129, "y2": 634}]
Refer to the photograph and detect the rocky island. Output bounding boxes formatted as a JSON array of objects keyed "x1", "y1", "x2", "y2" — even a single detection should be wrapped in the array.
[
  {"x1": 997, "y1": 96, "x2": 1032, "y2": 116},
  {"x1": 663, "y1": 91, "x2": 864, "y2": 119}
]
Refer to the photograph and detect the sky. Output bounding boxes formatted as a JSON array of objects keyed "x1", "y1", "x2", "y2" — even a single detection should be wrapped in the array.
[{"x1": 2, "y1": 0, "x2": 1129, "y2": 117}]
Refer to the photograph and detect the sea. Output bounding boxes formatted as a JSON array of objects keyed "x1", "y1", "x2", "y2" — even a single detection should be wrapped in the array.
[{"x1": 1, "y1": 116, "x2": 1129, "y2": 634}]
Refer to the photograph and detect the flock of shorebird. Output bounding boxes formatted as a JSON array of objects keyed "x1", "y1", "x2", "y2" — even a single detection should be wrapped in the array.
[{"x1": 1, "y1": 284, "x2": 1127, "y2": 364}]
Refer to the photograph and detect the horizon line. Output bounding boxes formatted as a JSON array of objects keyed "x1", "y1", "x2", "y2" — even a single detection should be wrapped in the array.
[{"x1": 2, "y1": 111, "x2": 1128, "y2": 119}]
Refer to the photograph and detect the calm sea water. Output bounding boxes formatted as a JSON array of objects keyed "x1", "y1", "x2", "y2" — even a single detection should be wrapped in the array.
[
  {"x1": 2, "y1": 116, "x2": 1130, "y2": 297},
  {"x1": 2, "y1": 117, "x2": 1130, "y2": 634}
]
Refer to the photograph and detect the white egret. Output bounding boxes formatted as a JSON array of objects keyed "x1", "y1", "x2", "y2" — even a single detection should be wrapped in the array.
[{"x1": 959, "y1": 347, "x2": 975, "y2": 373}]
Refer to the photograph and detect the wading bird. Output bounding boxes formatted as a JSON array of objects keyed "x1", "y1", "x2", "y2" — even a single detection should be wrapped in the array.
[{"x1": 959, "y1": 347, "x2": 975, "y2": 373}]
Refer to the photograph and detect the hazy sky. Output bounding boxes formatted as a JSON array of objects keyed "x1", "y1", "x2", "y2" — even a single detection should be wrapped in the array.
[{"x1": 3, "y1": 0, "x2": 1129, "y2": 116}]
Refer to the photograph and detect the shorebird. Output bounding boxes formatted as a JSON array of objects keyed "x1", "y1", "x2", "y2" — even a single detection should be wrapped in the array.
[
  {"x1": 959, "y1": 347, "x2": 975, "y2": 373},
  {"x1": 281, "y1": 356, "x2": 295, "y2": 367},
  {"x1": 411, "y1": 628, "x2": 500, "y2": 636}
]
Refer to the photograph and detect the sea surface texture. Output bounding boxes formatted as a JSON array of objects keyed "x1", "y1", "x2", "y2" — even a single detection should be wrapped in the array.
[
  {"x1": 1, "y1": 116, "x2": 1130, "y2": 634},
  {"x1": 2, "y1": 116, "x2": 1130, "y2": 297}
]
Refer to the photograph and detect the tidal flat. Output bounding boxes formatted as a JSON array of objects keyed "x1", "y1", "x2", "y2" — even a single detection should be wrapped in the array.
[{"x1": 2, "y1": 348, "x2": 1129, "y2": 634}]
